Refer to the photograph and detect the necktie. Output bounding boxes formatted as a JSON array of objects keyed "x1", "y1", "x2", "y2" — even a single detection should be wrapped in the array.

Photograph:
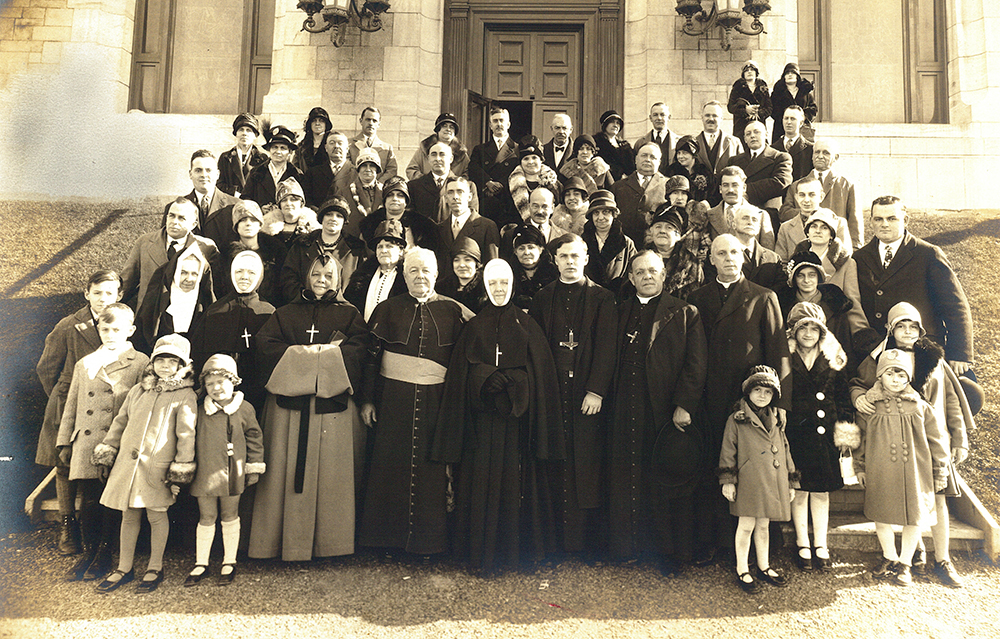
[
  {"x1": 640, "y1": 175, "x2": 648, "y2": 189},
  {"x1": 366, "y1": 138, "x2": 373, "y2": 148},
  {"x1": 435, "y1": 176, "x2": 443, "y2": 188},
  {"x1": 453, "y1": 218, "x2": 461, "y2": 237},
  {"x1": 167, "y1": 240, "x2": 179, "y2": 260},
  {"x1": 708, "y1": 134, "x2": 716, "y2": 148},
  {"x1": 654, "y1": 133, "x2": 661, "y2": 146},
  {"x1": 200, "y1": 194, "x2": 210, "y2": 217},
  {"x1": 884, "y1": 246, "x2": 894, "y2": 270}
]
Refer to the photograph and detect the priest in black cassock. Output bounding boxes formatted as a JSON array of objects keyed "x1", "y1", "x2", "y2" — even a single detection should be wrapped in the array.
[
  {"x1": 433, "y1": 259, "x2": 565, "y2": 574},
  {"x1": 248, "y1": 253, "x2": 369, "y2": 561},
  {"x1": 189, "y1": 250, "x2": 275, "y2": 412},
  {"x1": 359, "y1": 247, "x2": 472, "y2": 557},
  {"x1": 529, "y1": 233, "x2": 617, "y2": 554},
  {"x1": 609, "y1": 250, "x2": 707, "y2": 574}
]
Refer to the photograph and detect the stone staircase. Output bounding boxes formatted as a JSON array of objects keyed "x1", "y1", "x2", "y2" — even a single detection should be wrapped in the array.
[{"x1": 781, "y1": 475, "x2": 998, "y2": 560}]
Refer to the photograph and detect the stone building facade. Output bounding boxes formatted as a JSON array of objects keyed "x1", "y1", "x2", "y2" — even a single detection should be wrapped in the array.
[{"x1": 1, "y1": 0, "x2": 998, "y2": 209}]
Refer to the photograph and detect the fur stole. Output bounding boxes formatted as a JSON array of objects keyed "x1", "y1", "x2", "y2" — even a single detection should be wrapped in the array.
[
  {"x1": 793, "y1": 237, "x2": 850, "y2": 272},
  {"x1": 140, "y1": 364, "x2": 195, "y2": 392},
  {"x1": 911, "y1": 336, "x2": 945, "y2": 396},
  {"x1": 788, "y1": 331, "x2": 847, "y2": 372},
  {"x1": 261, "y1": 203, "x2": 320, "y2": 238},
  {"x1": 560, "y1": 156, "x2": 611, "y2": 181},
  {"x1": 551, "y1": 204, "x2": 587, "y2": 235},
  {"x1": 509, "y1": 165, "x2": 559, "y2": 220}
]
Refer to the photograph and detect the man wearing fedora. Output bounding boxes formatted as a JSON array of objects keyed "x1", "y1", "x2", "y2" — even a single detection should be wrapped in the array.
[
  {"x1": 406, "y1": 112, "x2": 470, "y2": 181},
  {"x1": 217, "y1": 113, "x2": 268, "y2": 198},
  {"x1": 608, "y1": 249, "x2": 706, "y2": 574},
  {"x1": 349, "y1": 106, "x2": 397, "y2": 182}
]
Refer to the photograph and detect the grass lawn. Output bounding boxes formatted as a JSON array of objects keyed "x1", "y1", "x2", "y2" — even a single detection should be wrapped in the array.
[{"x1": 0, "y1": 200, "x2": 997, "y2": 524}]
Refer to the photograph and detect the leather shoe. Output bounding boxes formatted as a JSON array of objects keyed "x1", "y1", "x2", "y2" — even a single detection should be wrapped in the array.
[
  {"x1": 932, "y1": 559, "x2": 964, "y2": 588},
  {"x1": 217, "y1": 564, "x2": 236, "y2": 586},
  {"x1": 757, "y1": 566, "x2": 788, "y2": 587},
  {"x1": 136, "y1": 569, "x2": 164, "y2": 593},
  {"x1": 794, "y1": 546, "x2": 813, "y2": 571},
  {"x1": 184, "y1": 565, "x2": 208, "y2": 587},
  {"x1": 736, "y1": 572, "x2": 760, "y2": 594},
  {"x1": 66, "y1": 551, "x2": 96, "y2": 581},
  {"x1": 84, "y1": 544, "x2": 114, "y2": 581},
  {"x1": 96, "y1": 568, "x2": 134, "y2": 593}
]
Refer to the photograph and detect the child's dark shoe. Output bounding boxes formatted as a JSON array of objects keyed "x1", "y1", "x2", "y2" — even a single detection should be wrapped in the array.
[
  {"x1": 736, "y1": 571, "x2": 760, "y2": 594},
  {"x1": 218, "y1": 564, "x2": 236, "y2": 586},
  {"x1": 95, "y1": 568, "x2": 134, "y2": 593},
  {"x1": 757, "y1": 566, "x2": 788, "y2": 587},
  {"x1": 911, "y1": 548, "x2": 927, "y2": 577},
  {"x1": 812, "y1": 548, "x2": 832, "y2": 573},
  {"x1": 136, "y1": 569, "x2": 164, "y2": 593},
  {"x1": 184, "y1": 565, "x2": 208, "y2": 587},
  {"x1": 871, "y1": 556, "x2": 898, "y2": 580},
  {"x1": 795, "y1": 546, "x2": 813, "y2": 571},
  {"x1": 894, "y1": 564, "x2": 913, "y2": 586},
  {"x1": 932, "y1": 559, "x2": 964, "y2": 588}
]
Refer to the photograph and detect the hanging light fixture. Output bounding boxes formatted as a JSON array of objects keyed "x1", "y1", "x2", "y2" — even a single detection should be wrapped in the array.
[
  {"x1": 675, "y1": 0, "x2": 771, "y2": 50},
  {"x1": 297, "y1": 0, "x2": 391, "y2": 47}
]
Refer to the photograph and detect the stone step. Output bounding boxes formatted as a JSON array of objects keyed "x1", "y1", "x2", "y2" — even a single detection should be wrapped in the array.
[{"x1": 780, "y1": 512, "x2": 985, "y2": 553}]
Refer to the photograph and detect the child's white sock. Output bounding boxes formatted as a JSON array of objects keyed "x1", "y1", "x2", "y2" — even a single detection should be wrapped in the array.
[
  {"x1": 195, "y1": 523, "x2": 215, "y2": 566},
  {"x1": 221, "y1": 518, "x2": 240, "y2": 565}
]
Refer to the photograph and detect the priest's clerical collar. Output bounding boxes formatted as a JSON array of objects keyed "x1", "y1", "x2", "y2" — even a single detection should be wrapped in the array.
[
  {"x1": 411, "y1": 292, "x2": 434, "y2": 304},
  {"x1": 717, "y1": 274, "x2": 743, "y2": 289},
  {"x1": 559, "y1": 276, "x2": 584, "y2": 285},
  {"x1": 637, "y1": 293, "x2": 658, "y2": 304}
]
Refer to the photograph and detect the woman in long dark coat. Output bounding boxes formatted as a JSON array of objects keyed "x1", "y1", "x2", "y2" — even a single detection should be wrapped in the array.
[
  {"x1": 433, "y1": 259, "x2": 564, "y2": 573},
  {"x1": 727, "y1": 60, "x2": 772, "y2": 142},
  {"x1": 770, "y1": 62, "x2": 818, "y2": 144}
]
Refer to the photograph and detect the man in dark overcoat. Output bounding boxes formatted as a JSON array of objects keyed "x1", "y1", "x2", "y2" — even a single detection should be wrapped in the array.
[
  {"x1": 468, "y1": 106, "x2": 520, "y2": 228},
  {"x1": 687, "y1": 233, "x2": 789, "y2": 561},
  {"x1": 529, "y1": 234, "x2": 617, "y2": 554},
  {"x1": 854, "y1": 195, "x2": 974, "y2": 374},
  {"x1": 608, "y1": 251, "x2": 707, "y2": 573}
]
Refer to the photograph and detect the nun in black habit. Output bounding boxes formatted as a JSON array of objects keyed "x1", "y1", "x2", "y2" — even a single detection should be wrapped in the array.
[{"x1": 433, "y1": 259, "x2": 565, "y2": 573}]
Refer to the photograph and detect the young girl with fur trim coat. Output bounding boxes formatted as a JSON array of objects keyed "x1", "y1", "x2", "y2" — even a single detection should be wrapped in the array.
[
  {"x1": 718, "y1": 365, "x2": 798, "y2": 594},
  {"x1": 185, "y1": 354, "x2": 265, "y2": 587},
  {"x1": 91, "y1": 334, "x2": 197, "y2": 593},
  {"x1": 783, "y1": 302, "x2": 855, "y2": 573},
  {"x1": 852, "y1": 348, "x2": 949, "y2": 587},
  {"x1": 850, "y1": 302, "x2": 975, "y2": 587}
]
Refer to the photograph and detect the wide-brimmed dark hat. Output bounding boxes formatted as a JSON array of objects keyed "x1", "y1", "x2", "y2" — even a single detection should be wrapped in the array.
[
  {"x1": 264, "y1": 125, "x2": 298, "y2": 150},
  {"x1": 785, "y1": 250, "x2": 825, "y2": 287},
  {"x1": 232, "y1": 113, "x2": 260, "y2": 136},
  {"x1": 574, "y1": 133, "x2": 597, "y2": 151},
  {"x1": 306, "y1": 106, "x2": 332, "y2": 132},
  {"x1": 368, "y1": 218, "x2": 406, "y2": 251},
  {"x1": 434, "y1": 112, "x2": 459, "y2": 134},
  {"x1": 664, "y1": 175, "x2": 690, "y2": 196},
  {"x1": 650, "y1": 423, "x2": 701, "y2": 491},
  {"x1": 675, "y1": 135, "x2": 699, "y2": 156},
  {"x1": 650, "y1": 202, "x2": 688, "y2": 234},
  {"x1": 563, "y1": 176, "x2": 588, "y2": 198}
]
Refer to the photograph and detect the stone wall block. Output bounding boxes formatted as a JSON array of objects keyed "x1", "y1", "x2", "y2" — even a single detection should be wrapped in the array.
[
  {"x1": 682, "y1": 49, "x2": 706, "y2": 70},
  {"x1": 682, "y1": 67, "x2": 717, "y2": 86},
  {"x1": 16, "y1": 7, "x2": 45, "y2": 25},
  {"x1": 29, "y1": 24, "x2": 71, "y2": 40},
  {"x1": 44, "y1": 8, "x2": 73, "y2": 26},
  {"x1": 40, "y1": 39, "x2": 61, "y2": 63}
]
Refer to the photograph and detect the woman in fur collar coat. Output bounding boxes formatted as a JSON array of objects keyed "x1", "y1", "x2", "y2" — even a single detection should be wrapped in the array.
[
  {"x1": 727, "y1": 60, "x2": 772, "y2": 142},
  {"x1": 508, "y1": 140, "x2": 560, "y2": 222}
]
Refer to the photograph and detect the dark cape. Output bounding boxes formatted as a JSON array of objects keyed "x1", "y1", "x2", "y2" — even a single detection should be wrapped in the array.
[
  {"x1": 247, "y1": 291, "x2": 369, "y2": 560},
  {"x1": 510, "y1": 257, "x2": 559, "y2": 310},
  {"x1": 359, "y1": 293, "x2": 470, "y2": 554},
  {"x1": 134, "y1": 252, "x2": 216, "y2": 355},
  {"x1": 188, "y1": 290, "x2": 276, "y2": 413},
  {"x1": 433, "y1": 302, "x2": 565, "y2": 572},
  {"x1": 436, "y1": 271, "x2": 488, "y2": 314},
  {"x1": 359, "y1": 207, "x2": 441, "y2": 255}
]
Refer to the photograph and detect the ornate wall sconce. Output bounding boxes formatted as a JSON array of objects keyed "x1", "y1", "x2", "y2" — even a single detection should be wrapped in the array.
[
  {"x1": 297, "y1": 0, "x2": 391, "y2": 47},
  {"x1": 675, "y1": 0, "x2": 771, "y2": 50}
]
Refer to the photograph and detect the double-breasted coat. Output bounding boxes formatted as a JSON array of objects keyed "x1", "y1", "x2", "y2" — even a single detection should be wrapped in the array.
[
  {"x1": 217, "y1": 146, "x2": 268, "y2": 197},
  {"x1": 95, "y1": 369, "x2": 197, "y2": 511},
  {"x1": 242, "y1": 162, "x2": 301, "y2": 208},
  {"x1": 727, "y1": 77, "x2": 772, "y2": 142},
  {"x1": 854, "y1": 382, "x2": 948, "y2": 526},
  {"x1": 35, "y1": 306, "x2": 102, "y2": 466},
  {"x1": 718, "y1": 399, "x2": 797, "y2": 520},
  {"x1": 56, "y1": 345, "x2": 150, "y2": 480},
  {"x1": 190, "y1": 393, "x2": 265, "y2": 497}
]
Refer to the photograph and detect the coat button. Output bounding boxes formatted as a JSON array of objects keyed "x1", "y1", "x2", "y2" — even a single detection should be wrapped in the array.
[
  {"x1": 87, "y1": 391, "x2": 94, "y2": 397},
  {"x1": 86, "y1": 409, "x2": 93, "y2": 415},
  {"x1": 131, "y1": 450, "x2": 139, "y2": 459},
  {"x1": 890, "y1": 456, "x2": 897, "y2": 462},
  {"x1": 817, "y1": 409, "x2": 826, "y2": 418},
  {"x1": 773, "y1": 460, "x2": 780, "y2": 468},
  {"x1": 817, "y1": 426, "x2": 826, "y2": 435},
  {"x1": 815, "y1": 392, "x2": 825, "y2": 401},
  {"x1": 876, "y1": 290, "x2": 884, "y2": 296},
  {"x1": 875, "y1": 312, "x2": 883, "y2": 319},
  {"x1": 84, "y1": 429, "x2": 91, "y2": 436}
]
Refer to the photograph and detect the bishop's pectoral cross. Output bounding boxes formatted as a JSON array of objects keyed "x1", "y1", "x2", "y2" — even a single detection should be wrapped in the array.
[
  {"x1": 627, "y1": 330, "x2": 639, "y2": 344},
  {"x1": 306, "y1": 324, "x2": 320, "y2": 344},
  {"x1": 241, "y1": 328, "x2": 252, "y2": 349},
  {"x1": 495, "y1": 344, "x2": 502, "y2": 367},
  {"x1": 559, "y1": 329, "x2": 578, "y2": 350}
]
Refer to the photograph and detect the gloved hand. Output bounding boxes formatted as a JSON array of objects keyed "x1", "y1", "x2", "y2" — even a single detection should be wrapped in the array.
[
  {"x1": 722, "y1": 484, "x2": 736, "y2": 502},
  {"x1": 483, "y1": 371, "x2": 510, "y2": 394},
  {"x1": 934, "y1": 476, "x2": 948, "y2": 493}
]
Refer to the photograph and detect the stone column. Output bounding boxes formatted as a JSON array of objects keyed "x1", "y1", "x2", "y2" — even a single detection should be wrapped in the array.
[{"x1": 946, "y1": 0, "x2": 1000, "y2": 126}]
